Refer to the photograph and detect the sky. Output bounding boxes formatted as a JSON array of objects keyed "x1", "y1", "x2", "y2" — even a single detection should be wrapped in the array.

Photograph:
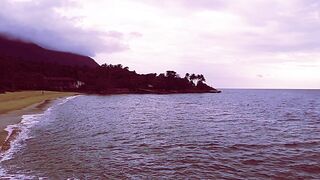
[{"x1": 1, "y1": 0, "x2": 320, "y2": 89}]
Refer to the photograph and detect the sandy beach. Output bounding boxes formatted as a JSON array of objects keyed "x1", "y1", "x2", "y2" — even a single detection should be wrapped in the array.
[{"x1": 0, "y1": 91, "x2": 78, "y2": 151}]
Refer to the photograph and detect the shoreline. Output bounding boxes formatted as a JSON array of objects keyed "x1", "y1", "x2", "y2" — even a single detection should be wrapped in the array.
[
  {"x1": 0, "y1": 101, "x2": 50, "y2": 152},
  {"x1": 0, "y1": 91, "x2": 78, "y2": 152},
  {"x1": 85, "y1": 88, "x2": 222, "y2": 95},
  {"x1": 0, "y1": 89, "x2": 219, "y2": 152}
]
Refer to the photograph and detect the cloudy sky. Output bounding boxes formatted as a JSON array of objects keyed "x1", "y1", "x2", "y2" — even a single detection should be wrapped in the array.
[{"x1": 1, "y1": 0, "x2": 320, "y2": 89}]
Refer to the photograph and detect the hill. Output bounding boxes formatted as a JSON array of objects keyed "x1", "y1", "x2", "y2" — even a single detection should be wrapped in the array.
[
  {"x1": 0, "y1": 34, "x2": 220, "y2": 94},
  {"x1": 0, "y1": 34, "x2": 98, "y2": 68}
]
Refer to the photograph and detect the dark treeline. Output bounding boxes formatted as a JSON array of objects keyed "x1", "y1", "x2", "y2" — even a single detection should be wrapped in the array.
[{"x1": 0, "y1": 56, "x2": 219, "y2": 94}]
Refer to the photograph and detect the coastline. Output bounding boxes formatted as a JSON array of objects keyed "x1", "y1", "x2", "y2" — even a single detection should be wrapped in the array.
[
  {"x1": 0, "y1": 90, "x2": 219, "y2": 152},
  {"x1": 87, "y1": 88, "x2": 222, "y2": 95},
  {"x1": 0, "y1": 91, "x2": 78, "y2": 151}
]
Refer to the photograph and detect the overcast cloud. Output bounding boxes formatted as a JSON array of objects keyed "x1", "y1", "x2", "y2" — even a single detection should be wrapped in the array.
[
  {"x1": 0, "y1": 0, "x2": 128, "y2": 56},
  {"x1": 1, "y1": 0, "x2": 319, "y2": 88}
]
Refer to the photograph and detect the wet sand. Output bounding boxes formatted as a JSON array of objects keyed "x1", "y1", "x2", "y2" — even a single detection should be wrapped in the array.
[{"x1": 0, "y1": 91, "x2": 78, "y2": 151}]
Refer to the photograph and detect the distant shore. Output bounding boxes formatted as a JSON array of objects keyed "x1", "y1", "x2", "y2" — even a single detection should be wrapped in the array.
[
  {"x1": 86, "y1": 88, "x2": 222, "y2": 95},
  {"x1": 0, "y1": 91, "x2": 78, "y2": 151}
]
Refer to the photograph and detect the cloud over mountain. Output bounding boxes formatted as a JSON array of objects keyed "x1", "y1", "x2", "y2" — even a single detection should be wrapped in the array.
[{"x1": 0, "y1": 0, "x2": 128, "y2": 56}]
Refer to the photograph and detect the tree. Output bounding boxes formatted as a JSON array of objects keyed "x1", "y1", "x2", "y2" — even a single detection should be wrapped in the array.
[
  {"x1": 189, "y1": 74, "x2": 197, "y2": 85},
  {"x1": 185, "y1": 73, "x2": 190, "y2": 80},
  {"x1": 197, "y1": 74, "x2": 206, "y2": 83},
  {"x1": 166, "y1": 71, "x2": 178, "y2": 78},
  {"x1": 116, "y1": 64, "x2": 123, "y2": 69}
]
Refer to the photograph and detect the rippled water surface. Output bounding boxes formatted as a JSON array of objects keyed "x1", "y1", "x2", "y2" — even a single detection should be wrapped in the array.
[{"x1": 1, "y1": 89, "x2": 320, "y2": 179}]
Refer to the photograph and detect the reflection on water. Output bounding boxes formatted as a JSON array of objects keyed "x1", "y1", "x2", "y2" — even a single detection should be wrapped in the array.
[{"x1": 1, "y1": 90, "x2": 320, "y2": 179}]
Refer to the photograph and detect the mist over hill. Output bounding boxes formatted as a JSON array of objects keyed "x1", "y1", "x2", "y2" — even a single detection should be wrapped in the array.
[{"x1": 0, "y1": 34, "x2": 98, "y2": 68}]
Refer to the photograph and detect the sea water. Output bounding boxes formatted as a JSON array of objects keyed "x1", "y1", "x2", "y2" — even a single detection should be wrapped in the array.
[{"x1": 0, "y1": 90, "x2": 319, "y2": 179}]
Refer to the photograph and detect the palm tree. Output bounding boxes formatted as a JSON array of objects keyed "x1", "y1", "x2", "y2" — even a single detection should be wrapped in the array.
[
  {"x1": 184, "y1": 73, "x2": 190, "y2": 80},
  {"x1": 189, "y1": 74, "x2": 196, "y2": 85},
  {"x1": 197, "y1": 74, "x2": 206, "y2": 83}
]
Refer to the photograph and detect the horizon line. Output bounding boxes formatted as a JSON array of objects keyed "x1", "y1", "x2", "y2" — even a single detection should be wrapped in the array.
[{"x1": 219, "y1": 88, "x2": 320, "y2": 90}]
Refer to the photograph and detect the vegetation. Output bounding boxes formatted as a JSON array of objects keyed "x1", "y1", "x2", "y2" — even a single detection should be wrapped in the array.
[
  {"x1": 0, "y1": 57, "x2": 219, "y2": 94},
  {"x1": 0, "y1": 33, "x2": 220, "y2": 94}
]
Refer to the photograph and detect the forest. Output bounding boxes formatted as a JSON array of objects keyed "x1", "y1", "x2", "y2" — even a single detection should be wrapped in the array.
[{"x1": 0, "y1": 56, "x2": 220, "y2": 94}]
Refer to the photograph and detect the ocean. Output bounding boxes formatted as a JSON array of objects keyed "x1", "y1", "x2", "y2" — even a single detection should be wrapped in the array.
[{"x1": 0, "y1": 89, "x2": 319, "y2": 179}]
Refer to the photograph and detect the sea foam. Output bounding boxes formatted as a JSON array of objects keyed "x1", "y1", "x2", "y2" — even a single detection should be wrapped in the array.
[{"x1": 0, "y1": 95, "x2": 80, "y2": 178}]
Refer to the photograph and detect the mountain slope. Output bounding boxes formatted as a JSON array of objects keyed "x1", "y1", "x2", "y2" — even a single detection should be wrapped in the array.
[{"x1": 0, "y1": 35, "x2": 99, "y2": 68}]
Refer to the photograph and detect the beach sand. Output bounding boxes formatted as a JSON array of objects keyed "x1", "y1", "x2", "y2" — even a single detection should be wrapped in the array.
[{"x1": 0, "y1": 91, "x2": 78, "y2": 151}]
